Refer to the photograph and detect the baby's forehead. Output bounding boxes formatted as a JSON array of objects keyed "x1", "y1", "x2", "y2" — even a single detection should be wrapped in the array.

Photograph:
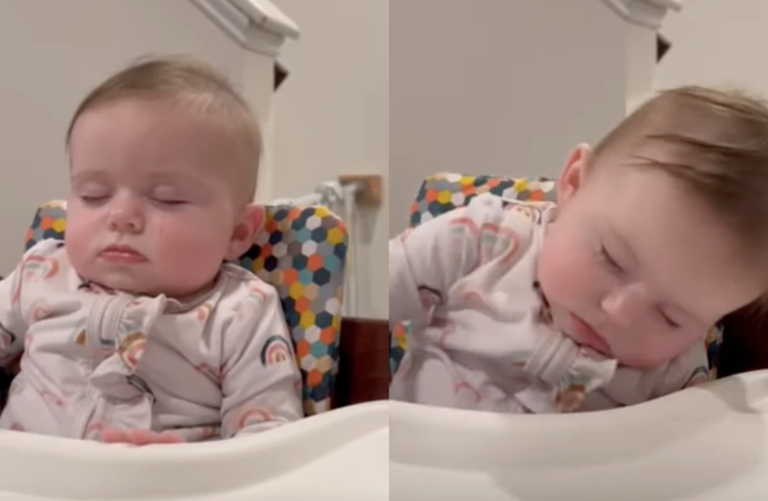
[
  {"x1": 74, "y1": 99, "x2": 254, "y2": 178},
  {"x1": 67, "y1": 55, "x2": 261, "y2": 203}
]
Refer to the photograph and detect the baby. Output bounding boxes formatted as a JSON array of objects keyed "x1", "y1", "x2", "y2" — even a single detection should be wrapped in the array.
[
  {"x1": 0, "y1": 56, "x2": 303, "y2": 443},
  {"x1": 390, "y1": 86, "x2": 768, "y2": 413}
]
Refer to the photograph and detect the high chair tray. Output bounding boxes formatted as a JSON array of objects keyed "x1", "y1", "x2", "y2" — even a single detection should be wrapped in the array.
[
  {"x1": 390, "y1": 370, "x2": 768, "y2": 501},
  {"x1": 0, "y1": 401, "x2": 389, "y2": 500}
]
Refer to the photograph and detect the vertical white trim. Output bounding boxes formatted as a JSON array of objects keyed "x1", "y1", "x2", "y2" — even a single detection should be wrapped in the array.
[{"x1": 238, "y1": 53, "x2": 276, "y2": 202}]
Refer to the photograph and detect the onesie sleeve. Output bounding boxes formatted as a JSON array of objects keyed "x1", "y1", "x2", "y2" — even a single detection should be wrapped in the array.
[
  {"x1": 650, "y1": 341, "x2": 711, "y2": 399},
  {"x1": 0, "y1": 241, "x2": 56, "y2": 366},
  {"x1": 219, "y1": 281, "x2": 303, "y2": 438},
  {"x1": 389, "y1": 193, "x2": 542, "y2": 328}
]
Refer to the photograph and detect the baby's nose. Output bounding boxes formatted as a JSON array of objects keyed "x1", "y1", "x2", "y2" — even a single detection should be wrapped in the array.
[
  {"x1": 108, "y1": 205, "x2": 145, "y2": 233},
  {"x1": 600, "y1": 285, "x2": 647, "y2": 328}
]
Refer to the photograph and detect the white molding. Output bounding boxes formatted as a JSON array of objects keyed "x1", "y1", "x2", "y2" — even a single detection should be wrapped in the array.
[
  {"x1": 189, "y1": 0, "x2": 300, "y2": 57},
  {"x1": 601, "y1": 0, "x2": 682, "y2": 29}
]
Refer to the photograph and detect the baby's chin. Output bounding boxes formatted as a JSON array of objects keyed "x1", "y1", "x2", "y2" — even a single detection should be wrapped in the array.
[{"x1": 81, "y1": 271, "x2": 209, "y2": 299}]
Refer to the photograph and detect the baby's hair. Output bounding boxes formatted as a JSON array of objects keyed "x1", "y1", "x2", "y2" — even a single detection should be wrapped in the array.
[
  {"x1": 66, "y1": 54, "x2": 262, "y2": 202},
  {"x1": 593, "y1": 86, "x2": 768, "y2": 310}
]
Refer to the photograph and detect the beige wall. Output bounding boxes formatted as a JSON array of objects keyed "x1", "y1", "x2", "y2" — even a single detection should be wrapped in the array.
[
  {"x1": 271, "y1": 0, "x2": 389, "y2": 319},
  {"x1": 389, "y1": 0, "x2": 632, "y2": 235},
  {"x1": 655, "y1": 0, "x2": 768, "y2": 96},
  {"x1": 0, "y1": 0, "x2": 246, "y2": 274}
]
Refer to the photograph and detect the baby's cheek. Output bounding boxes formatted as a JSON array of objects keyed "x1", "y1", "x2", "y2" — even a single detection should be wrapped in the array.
[
  {"x1": 613, "y1": 323, "x2": 691, "y2": 369},
  {"x1": 155, "y1": 223, "x2": 229, "y2": 272},
  {"x1": 538, "y1": 243, "x2": 586, "y2": 301},
  {"x1": 619, "y1": 339, "x2": 673, "y2": 369},
  {"x1": 64, "y1": 222, "x2": 96, "y2": 268},
  {"x1": 647, "y1": 329, "x2": 702, "y2": 366}
]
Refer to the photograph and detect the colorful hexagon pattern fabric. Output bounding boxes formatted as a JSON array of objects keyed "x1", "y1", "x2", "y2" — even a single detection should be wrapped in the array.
[
  {"x1": 409, "y1": 173, "x2": 556, "y2": 227},
  {"x1": 391, "y1": 173, "x2": 723, "y2": 379},
  {"x1": 26, "y1": 200, "x2": 347, "y2": 416}
]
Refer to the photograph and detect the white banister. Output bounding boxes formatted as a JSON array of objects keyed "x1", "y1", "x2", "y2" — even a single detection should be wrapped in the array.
[
  {"x1": 601, "y1": 0, "x2": 682, "y2": 29},
  {"x1": 188, "y1": 0, "x2": 300, "y2": 56}
]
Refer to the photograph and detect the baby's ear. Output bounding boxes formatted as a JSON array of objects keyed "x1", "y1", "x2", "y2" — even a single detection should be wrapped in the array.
[
  {"x1": 225, "y1": 203, "x2": 264, "y2": 261},
  {"x1": 557, "y1": 143, "x2": 591, "y2": 205}
]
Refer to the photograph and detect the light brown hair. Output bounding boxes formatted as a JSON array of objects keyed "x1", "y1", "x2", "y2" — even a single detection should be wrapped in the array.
[
  {"x1": 594, "y1": 86, "x2": 768, "y2": 309},
  {"x1": 66, "y1": 54, "x2": 262, "y2": 202},
  {"x1": 595, "y1": 86, "x2": 768, "y2": 250}
]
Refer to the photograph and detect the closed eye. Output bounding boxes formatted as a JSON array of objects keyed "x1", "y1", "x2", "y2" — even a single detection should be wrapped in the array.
[
  {"x1": 80, "y1": 195, "x2": 108, "y2": 205},
  {"x1": 600, "y1": 245, "x2": 623, "y2": 273},
  {"x1": 661, "y1": 311, "x2": 680, "y2": 328},
  {"x1": 152, "y1": 199, "x2": 187, "y2": 206}
]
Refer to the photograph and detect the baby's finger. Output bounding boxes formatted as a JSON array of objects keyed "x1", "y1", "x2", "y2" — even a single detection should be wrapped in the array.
[
  {"x1": 99, "y1": 428, "x2": 130, "y2": 443},
  {"x1": 149, "y1": 431, "x2": 184, "y2": 444},
  {"x1": 129, "y1": 429, "x2": 184, "y2": 445}
]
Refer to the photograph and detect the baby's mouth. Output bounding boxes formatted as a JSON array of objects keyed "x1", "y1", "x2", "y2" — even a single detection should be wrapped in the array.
[
  {"x1": 100, "y1": 245, "x2": 148, "y2": 264},
  {"x1": 568, "y1": 313, "x2": 612, "y2": 356}
]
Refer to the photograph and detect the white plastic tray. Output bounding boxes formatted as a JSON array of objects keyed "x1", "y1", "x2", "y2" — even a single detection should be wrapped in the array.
[
  {"x1": 0, "y1": 400, "x2": 389, "y2": 500},
  {"x1": 390, "y1": 370, "x2": 768, "y2": 501}
]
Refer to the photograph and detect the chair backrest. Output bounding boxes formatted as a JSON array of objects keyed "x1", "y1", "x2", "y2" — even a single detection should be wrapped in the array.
[
  {"x1": 391, "y1": 173, "x2": 723, "y2": 378},
  {"x1": 26, "y1": 200, "x2": 348, "y2": 416}
]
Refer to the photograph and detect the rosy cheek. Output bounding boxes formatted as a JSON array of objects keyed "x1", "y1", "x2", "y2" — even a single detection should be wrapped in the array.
[
  {"x1": 542, "y1": 248, "x2": 597, "y2": 311},
  {"x1": 538, "y1": 249, "x2": 569, "y2": 294},
  {"x1": 155, "y1": 219, "x2": 167, "y2": 239}
]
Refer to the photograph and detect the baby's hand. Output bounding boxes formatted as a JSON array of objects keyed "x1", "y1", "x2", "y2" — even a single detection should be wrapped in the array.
[{"x1": 100, "y1": 428, "x2": 184, "y2": 445}]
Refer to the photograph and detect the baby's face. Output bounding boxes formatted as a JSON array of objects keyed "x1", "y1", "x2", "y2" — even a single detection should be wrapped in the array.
[
  {"x1": 537, "y1": 145, "x2": 765, "y2": 368},
  {"x1": 65, "y1": 98, "x2": 256, "y2": 297}
]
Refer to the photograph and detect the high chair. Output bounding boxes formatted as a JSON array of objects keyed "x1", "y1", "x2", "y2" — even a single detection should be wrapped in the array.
[{"x1": 389, "y1": 173, "x2": 768, "y2": 501}]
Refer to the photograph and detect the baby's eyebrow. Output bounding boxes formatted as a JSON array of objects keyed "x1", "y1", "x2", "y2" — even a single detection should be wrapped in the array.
[
  {"x1": 71, "y1": 169, "x2": 106, "y2": 183},
  {"x1": 146, "y1": 171, "x2": 193, "y2": 182},
  {"x1": 147, "y1": 172, "x2": 207, "y2": 188}
]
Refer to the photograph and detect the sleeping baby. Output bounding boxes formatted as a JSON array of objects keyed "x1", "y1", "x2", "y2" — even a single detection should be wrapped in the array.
[
  {"x1": 390, "y1": 86, "x2": 768, "y2": 413},
  {"x1": 0, "y1": 55, "x2": 303, "y2": 443}
]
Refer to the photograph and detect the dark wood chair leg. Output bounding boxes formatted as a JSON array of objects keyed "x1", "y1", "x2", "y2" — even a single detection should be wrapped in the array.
[{"x1": 334, "y1": 317, "x2": 390, "y2": 407}]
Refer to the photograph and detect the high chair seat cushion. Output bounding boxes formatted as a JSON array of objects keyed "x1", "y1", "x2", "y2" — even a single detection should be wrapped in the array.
[
  {"x1": 26, "y1": 200, "x2": 348, "y2": 416},
  {"x1": 391, "y1": 173, "x2": 723, "y2": 379}
]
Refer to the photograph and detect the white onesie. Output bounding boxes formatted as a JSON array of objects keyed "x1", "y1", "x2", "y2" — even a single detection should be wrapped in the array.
[
  {"x1": 0, "y1": 239, "x2": 303, "y2": 440},
  {"x1": 389, "y1": 193, "x2": 710, "y2": 413}
]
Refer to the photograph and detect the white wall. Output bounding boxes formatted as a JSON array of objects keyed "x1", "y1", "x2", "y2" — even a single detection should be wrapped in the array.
[
  {"x1": 270, "y1": 0, "x2": 389, "y2": 320},
  {"x1": 0, "y1": 0, "x2": 247, "y2": 274},
  {"x1": 655, "y1": 0, "x2": 768, "y2": 97},
  {"x1": 389, "y1": 0, "x2": 632, "y2": 235}
]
